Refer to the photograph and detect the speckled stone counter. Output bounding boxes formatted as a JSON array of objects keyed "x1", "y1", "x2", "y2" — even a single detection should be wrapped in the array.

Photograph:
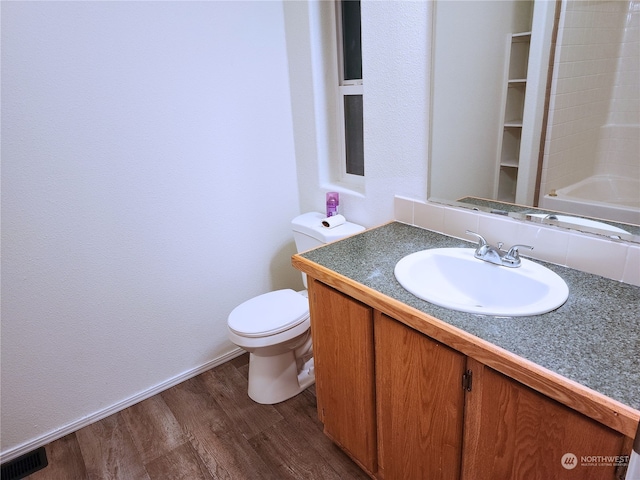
[{"x1": 299, "y1": 221, "x2": 640, "y2": 412}]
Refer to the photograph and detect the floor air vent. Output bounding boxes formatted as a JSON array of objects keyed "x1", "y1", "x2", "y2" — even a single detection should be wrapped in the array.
[{"x1": 1, "y1": 447, "x2": 48, "y2": 480}]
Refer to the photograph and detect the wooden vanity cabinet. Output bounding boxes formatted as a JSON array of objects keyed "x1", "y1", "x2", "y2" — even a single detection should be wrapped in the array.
[
  {"x1": 462, "y1": 358, "x2": 631, "y2": 480},
  {"x1": 307, "y1": 278, "x2": 633, "y2": 480},
  {"x1": 307, "y1": 279, "x2": 378, "y2": 476},
  {"x1": 375, "y1": 312, "x2": 466, "y2": 480}
]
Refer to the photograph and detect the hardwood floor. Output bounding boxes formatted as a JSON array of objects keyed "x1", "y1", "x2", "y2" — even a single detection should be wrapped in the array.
[{"x1": 25, "y1": 354, "x2": 369, "y2": 480}]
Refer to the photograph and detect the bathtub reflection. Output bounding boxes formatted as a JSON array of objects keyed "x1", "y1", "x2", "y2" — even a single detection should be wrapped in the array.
[{"x1": 540, "y1": 175, "x2": 640, "y2": 225}]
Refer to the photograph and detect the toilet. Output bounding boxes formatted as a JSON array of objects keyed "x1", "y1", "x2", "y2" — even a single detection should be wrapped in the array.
[{"x1": 227, "y1": 212, "x2": 365, "y2": 404}]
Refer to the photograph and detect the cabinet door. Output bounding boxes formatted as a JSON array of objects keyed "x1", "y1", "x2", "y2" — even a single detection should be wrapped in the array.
[
  {"x1": 462, "y1": 358, "x2": 630, "y2": 480},
  {"x1": 375, "y1": 313, "x2": 466, "y2": 480},
  {"x1": 308, "y1": 279, "x2": 377, "y2": 475}
]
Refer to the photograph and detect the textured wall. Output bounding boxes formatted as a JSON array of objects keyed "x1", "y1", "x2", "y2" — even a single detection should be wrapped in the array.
[{"x1": 1, "y1": 1, "x2": 301, "y2": 458}]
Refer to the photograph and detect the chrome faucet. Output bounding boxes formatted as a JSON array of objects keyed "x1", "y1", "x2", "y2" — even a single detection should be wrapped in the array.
[{"x1": 465, "y1": 231, "x2": 533, "y2": 268}]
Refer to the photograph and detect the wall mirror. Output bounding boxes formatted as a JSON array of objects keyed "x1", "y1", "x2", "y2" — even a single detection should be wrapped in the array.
[{"x1": 428, "y1": 0, "x2": 640, "y2": 243}]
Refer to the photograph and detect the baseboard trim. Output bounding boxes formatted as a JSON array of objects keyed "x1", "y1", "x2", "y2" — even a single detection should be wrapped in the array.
[{"x1": 0, "y1": 347, "x2": 245, "y2": 463}]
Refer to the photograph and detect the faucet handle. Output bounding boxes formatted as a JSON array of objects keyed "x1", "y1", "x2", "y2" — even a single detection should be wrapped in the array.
[
  {"x1": 505, "y1": 244, "x2": 534, "y2": 259},
  {"x1": 502, "y1": 245, "x2": 533, "y2": 267},
  {"x1": 465, "y1": 230, "x2": 488, "y2": 248},
  {"x1": 500, "y1": 244, "x2": 534, "y2": 267}
]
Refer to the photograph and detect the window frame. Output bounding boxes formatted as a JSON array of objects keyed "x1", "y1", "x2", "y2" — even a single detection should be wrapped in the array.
[{"x1": 335, "y1": 0, "x2": 365, "y2": 184}]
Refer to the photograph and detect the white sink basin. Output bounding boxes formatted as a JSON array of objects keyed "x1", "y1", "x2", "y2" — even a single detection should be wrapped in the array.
[{"x1": 394, "y1": 248, "x2": 568, "y2": 316}]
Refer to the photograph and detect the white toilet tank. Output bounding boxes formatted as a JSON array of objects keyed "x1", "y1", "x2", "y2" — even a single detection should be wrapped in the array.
[
  {"x1": 292, "y1": 212, "x2": 365, "y2": 252},
  {"x1": 292, "y1": 212, "x2": 365, "y2": 287}
]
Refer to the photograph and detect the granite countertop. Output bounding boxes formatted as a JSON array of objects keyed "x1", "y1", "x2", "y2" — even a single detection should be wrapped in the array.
[{"x1": 300, "y1": 222, "x2": 640, "y2": 412}]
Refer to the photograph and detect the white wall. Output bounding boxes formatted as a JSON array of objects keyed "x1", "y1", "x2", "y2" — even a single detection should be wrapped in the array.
[
  {"x1": 430, "y1": 1, "x2": 527, "y2": 202},
  {"x1": 1, "y1": 1, "x2": 302, "y2": 459},
  {"x1": 357, "y1": 1, "x2": 430, "y2": 224}
]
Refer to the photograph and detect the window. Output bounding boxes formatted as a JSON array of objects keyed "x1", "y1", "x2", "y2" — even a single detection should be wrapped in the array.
[
  {"x1": 340, "y1": 0, "x2": 362, "y2": 81},
  {"x1": 337, "y1": 0, "x2": 364, "y2": 177},
  {"x1": 343, "y1": 94, "x2": 364, "y2": 176}
]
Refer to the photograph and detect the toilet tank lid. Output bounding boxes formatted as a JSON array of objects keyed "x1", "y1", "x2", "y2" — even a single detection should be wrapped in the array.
[
  {"x1": 291, "y1": 212, "x2": 365, "y2": 243},
  {"x1": 228, "y1": 289, "x2": 309, "y2": 337}
]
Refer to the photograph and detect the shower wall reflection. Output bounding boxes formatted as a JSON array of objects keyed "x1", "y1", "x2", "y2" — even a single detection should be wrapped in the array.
[{"x1": 539, "y1": 0, "x2": 640, "y2": 223}]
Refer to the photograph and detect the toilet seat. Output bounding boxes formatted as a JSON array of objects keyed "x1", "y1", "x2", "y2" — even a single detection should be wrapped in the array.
[{"x1": 228, "y1": 289, "x2": 309, "y2": 338}]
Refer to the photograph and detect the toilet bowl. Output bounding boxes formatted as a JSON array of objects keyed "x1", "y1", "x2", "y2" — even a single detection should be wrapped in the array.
[
  {"x1": 227, "y1": 212, "x2": 365, "y2": 404},
  {"x1": 228, "y1": 289, "x2": 313, "y2": 404}
]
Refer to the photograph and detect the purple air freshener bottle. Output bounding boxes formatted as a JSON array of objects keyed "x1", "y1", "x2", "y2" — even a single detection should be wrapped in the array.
[{"x1": 326, "y1": 192, "x2": 339, "y2": 217}]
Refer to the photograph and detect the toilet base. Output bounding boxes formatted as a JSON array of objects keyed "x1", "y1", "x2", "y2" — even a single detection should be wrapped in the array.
[{"x1": 247, "y1": 350, "x2": 315, "y2": 404}]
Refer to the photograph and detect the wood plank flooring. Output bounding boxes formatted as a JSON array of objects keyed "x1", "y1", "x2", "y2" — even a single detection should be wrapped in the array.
[{"x1": 25, "y1": 354, "x2": 369, "y2": 480}]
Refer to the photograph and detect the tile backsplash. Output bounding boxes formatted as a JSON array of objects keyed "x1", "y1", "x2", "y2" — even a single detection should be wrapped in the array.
[{"x1": 395, "y1": 196, "x2": 640, "y2": 286}]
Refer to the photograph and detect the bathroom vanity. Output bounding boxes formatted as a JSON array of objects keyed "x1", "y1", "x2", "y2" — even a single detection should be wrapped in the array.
[{"x1": 291, "y1": 222, "x2": 640, "y2": 480}]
